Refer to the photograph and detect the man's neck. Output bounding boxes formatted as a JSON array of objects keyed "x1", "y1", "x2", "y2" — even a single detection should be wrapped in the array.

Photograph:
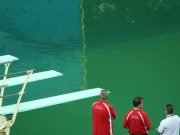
[
  {"x1": 100, "y1": 99, "x2": 106, "y2": 102},
  {"x1": 133, "y1": 107, "x2": 141, "y2": 110},
  {"x1": 166, "y1": 114, "x2": 174, "y2": 117}
]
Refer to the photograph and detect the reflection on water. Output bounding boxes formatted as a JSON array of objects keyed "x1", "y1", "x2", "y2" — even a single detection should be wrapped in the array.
[
  {"x1": 98, "y1": 3, "x2": 116, "y2": 13},
  {"x1": 83, "y1": 0, "x2": 180, "y2": 46},
  {"x1": 147, "y1": 0, "x2": 171, "y2": 10}
]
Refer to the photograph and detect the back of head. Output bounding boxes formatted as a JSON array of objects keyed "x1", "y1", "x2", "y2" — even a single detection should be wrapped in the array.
[
  {"x1": 133, "y1": 96, "x2": 143, "y2": 107},
  {"x1": 100, "y1": 89, "x2": 109, "y2": 100},
  {"x1": 166, "y1": 104, "x2": 174, "y2": 115}
]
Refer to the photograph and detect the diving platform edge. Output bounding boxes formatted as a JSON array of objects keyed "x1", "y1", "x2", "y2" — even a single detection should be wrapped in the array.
[{"x1": 0, "y1": 88, "x2": 102, "y2": 115}]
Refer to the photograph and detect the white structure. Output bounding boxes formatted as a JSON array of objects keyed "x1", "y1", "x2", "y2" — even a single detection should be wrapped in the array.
[{"x1": 0, "y1": 55, "x2": 102, "y2": 135}]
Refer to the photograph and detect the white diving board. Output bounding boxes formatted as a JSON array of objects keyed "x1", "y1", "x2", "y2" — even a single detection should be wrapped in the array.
[
  {"x1": 0, "y1": 88, "x2": 102, "y2": 115},
  {"x1": 0, "y1": 55, "x2": 19, "y2": 65},
  {"x1": 0, "y1": 70, "x2": 63, "y2": 87}
]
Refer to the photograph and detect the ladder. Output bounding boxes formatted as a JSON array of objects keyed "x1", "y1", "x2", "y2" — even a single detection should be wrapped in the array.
[{"x1": 0, "y1": 55, "x2": 63, "y2": 135}]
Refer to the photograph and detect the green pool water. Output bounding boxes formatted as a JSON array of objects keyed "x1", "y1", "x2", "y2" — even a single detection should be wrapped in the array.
[{"x1": 0, "y1": 0, "x2": 180, "y2": 135}]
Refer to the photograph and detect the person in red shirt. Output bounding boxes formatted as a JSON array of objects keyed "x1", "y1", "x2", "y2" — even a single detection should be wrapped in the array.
[
  {"x1": 123, "y1": 97, "x2": 152, "y2": 135},
  {"x1": 92, "y1": 89, "x2": 116, "y2": 135}
]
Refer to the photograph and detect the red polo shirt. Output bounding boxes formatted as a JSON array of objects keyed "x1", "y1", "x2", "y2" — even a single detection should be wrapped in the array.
[
  {"x1": 92, "y1": 100, "x2": 116, "y2": 135},
  {"x1": 123, "y1": 109, "x2": 152, "y2": 135}
]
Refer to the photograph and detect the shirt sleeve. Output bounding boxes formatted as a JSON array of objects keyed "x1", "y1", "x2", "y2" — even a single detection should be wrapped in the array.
[
  {"x1": 109, "y1": 105, "x2": 116, "y2": 119},
  {"x1": 158, "y1": 120, "x2": 165, "y2": 134},
  {"x1": 123, "y1": 112, "x2": 128, "y2": 128},
  {"x1": 144, "y1": 112, "x2": 152, "y2": 130}
]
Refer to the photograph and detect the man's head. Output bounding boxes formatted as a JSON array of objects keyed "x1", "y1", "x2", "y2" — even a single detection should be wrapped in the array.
[
  {"x1": 133, "y1": 97, "x2": 144, "y2": 109},
  {"x1": 165, "y1": 104, "x2": 174, "y2": 115},
  {"x1": 100, "y1": 89, "x2": 109, "y2": 100}
]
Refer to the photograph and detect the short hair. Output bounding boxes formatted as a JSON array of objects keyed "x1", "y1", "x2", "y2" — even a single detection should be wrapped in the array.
[
  {"x1": 166, "y1": 104, "x2": 174, "y2": 114},
  {"x1": 133, "y1": 97, "x2": 143, "y2": 107},
  {"x1": 100, "y1": 89, "x2": 108, "y2": 100}
]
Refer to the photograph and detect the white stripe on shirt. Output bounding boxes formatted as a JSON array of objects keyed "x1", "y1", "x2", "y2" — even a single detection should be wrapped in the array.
[
  {"x1": 103, "y1": 102, "x2": 113, "y2": 135},
  {"x1": 137, "y1": 111, "x2": 148, "y2": 134},
  {"x1": 127, "y1": 111, "x2": 133, "y2": 120}
]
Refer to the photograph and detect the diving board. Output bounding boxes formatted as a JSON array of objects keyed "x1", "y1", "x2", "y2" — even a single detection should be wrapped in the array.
[
  {"x1": 0, "y1": 88, "x2": 102, "y2": 115},
  {"x1": 0, "y1": 54, "x2": 65, "y2": 135},
  {"x1": 0, "y1": 70, "x2": 63, "y2": 87},
  {"x1": 0, "y1": 55, "x2": 19, "y2": 65}
]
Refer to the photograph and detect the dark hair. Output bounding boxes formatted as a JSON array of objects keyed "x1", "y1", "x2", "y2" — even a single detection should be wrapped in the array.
[
  {"x1": 133, "y1": 97, "x2": 143, "y2": 107},
  {"x1": 166, "y1": 104, "x2": 174, "y2": 114}
]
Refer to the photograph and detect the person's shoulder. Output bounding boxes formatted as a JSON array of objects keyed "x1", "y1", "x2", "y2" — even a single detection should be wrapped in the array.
[
  {"x1": 92, "y1": 101, "x2": 99, "y2": 107},
  {"x1": 138, "y1": 110, "x2": 150, "y2": 117},
  {"x1": 173, "y1": 114, "x2": 180, "y2": 117},
  {"x1": 173, "y1": 115, "x2": 180, "y2": 120},
  {"x1": 177, "y1": 115, "x2": 180, "y2": 122},
  {"x1": 160, "y1": 118, "x2": 167, "y2": 125},
  {"x1": 105, "y1": 101, "x2": 112, "y2": 106},
  {"x1": 125, "y1": 109, "x2": 134, "y2": 115},
  {"x1": 102, "y1": 101, "x2": 111, "y2": 107},
  {"x1": 139, "y1": 110, "x2": 148, "y2": 115},
  {"x1": 101, "y1": 102, "x2": 114, "y2": 110}
]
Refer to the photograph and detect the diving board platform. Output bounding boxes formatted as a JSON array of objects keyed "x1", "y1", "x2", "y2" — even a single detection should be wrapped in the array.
[
  {"x1": 0, "y1": 55, "x2": 19, "y2": 65},
  {"x1": 0, "y1": 54, "x2": 65, "y2": 134},
  {"x1": 0, "y1": 88, "x2": 102, "y2": 115},
  {"x1": 0, "y1": 70, "x2": 63, "y2": 87}
]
